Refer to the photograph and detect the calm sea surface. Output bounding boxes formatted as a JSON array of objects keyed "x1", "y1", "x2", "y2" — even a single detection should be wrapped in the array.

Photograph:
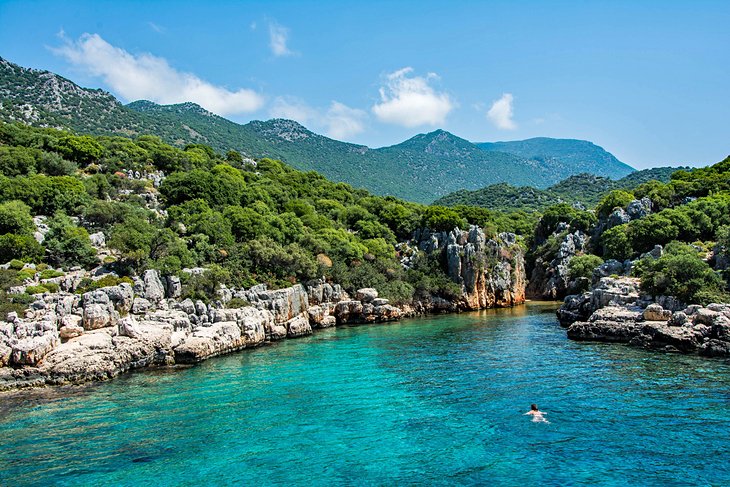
[{"x1": 1, "y1": 303, "x2": 728, "y2": 486}]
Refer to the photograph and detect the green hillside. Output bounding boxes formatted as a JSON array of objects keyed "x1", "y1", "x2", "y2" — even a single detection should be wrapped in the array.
[
  {"x1": 478, "y1": 137, "x2": 634, "y2": 181},
  {"x1": 1, "y1": 56, "x2": 635, "y2": 204}
]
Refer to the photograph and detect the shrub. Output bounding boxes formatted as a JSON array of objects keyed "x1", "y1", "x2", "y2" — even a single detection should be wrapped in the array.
[
  {"x1": 43, "y1": 282, "x2": 59, "y2": 293},
  {"x1": 226, "y1": 297, "x2": 250, "y2": 309},
  {"x1": 8, "y1": 259, "x2": 25, "y2": 270},
  {"x1": 634, "y1": 242, "x2": 725, "y2": 305},
  {"x1": 0, "y1": 200, "x2": 35, "y2": 235},
  {"x1": 568, "y1": 254, "x2": 604, "y2": 281},
  {"x1": 40, "y1": 269, "x2": 65, "y2": 280},
  {"x1": 25, "y1": 285, "x2": 49, "y2": 295},
  {"x1": 181, "y1": 265, "x2": 231, "y2": 302},
  {"x1": 74, "y1": 275, "x2": 134, "y2": 294},
  {"x1": 421, "y1": 206, "x2": 467, "y2": 232}
]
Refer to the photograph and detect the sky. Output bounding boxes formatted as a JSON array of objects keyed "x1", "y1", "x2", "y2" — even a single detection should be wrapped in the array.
[{"x1": 1, "y1": 0, "x2": 728, "y2": 169}]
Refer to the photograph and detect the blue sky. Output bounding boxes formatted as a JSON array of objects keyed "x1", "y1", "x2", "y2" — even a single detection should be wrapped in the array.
[{"x1": 1, "y1": 0, "x2": 728, "y2": 169}]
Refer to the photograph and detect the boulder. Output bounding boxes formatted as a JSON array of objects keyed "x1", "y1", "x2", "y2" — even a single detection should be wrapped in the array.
[
  {"x1": 319, "y1": 315, "x2": 337, "y2": 328},
  {"x1": 567, "y1": 320, "x2": 642, "y2": 343},
  {"x1": 141, "y1": 269, "x2": 166, "y2": 303},
  {"x1": 173, "y1": 321, "x2": 245, "y2": 364},
  {"x1": 179, "y1": 298, "x2": 196, "y2": 315},
  {"x1": 356, "y1": 288, "x2": 379, "y2": 303},
  {"x1": 238, "y1": 307, "x2": 270, "y2": 346},
  {"x1": 335, "y1": 300, "x2": 364, "y2": 324},
  {"x1": 642, "y1": 304, "x2": 672, "y2": 322},
  {"x1": 11, "y1": 333, "x2": 59, "y2": 365},
  {"x1": 0, "y1": 342, "x2": 11, "y2": 366},
  {"x1": 165, "y1": 275, "x2": 182, "y2": 299},
  {"x1": 118, "y1": 315, "x2": 142, "y2": 339},
  {"x1": 668, "y1": 311, "x2": 689, "y2": 327},
  {"x1": 699, "y1": 339, "x2": 730, "y2": 358},
  {"x1": 131, "y1": 297, "x2": 152, "y2": 315},
  {"x1": 265, "y1": 322, "x2": 288, "y2": 341},
  {"x1": 631, "y1": 322, "x2": 701, "y2": 353},
  {"x1": 286, "y1": 315, "x2": 312, "y2": 338},
  {"x1": 307, "y1": 305, "x2": 326, "y2": 326},
  {"x1": 83, "y1": 303, "x2": 116, "y2": 330},
  {"x1": 59, "y1": 324, "x2": 84, "y2": 340},
  {"x1": 89, "y1": 232, "x2": 106, "y2": 248},
  {"x1": 102, "y1": 283, "x2": 134, "y2": 312}
]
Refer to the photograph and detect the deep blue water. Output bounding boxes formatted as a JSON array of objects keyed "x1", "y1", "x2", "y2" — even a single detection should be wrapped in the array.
[{"x1": 1, "y1": 303, "x2": 729, "y2": 486}]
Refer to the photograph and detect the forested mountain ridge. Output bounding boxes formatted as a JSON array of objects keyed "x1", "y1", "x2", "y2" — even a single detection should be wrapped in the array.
[
  {"x1": 1, "y1": 56, "x2": 634, "y2": 203},
  {"x1": 435, "y1": 167, "x2": 686, "y2": 212}
]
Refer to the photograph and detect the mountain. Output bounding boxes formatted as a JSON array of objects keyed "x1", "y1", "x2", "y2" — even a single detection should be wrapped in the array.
[
  {"x1": 478, "y1": 137, "x2": 634, "y2": 182},
  {"x1": 434, "y1": 167, "x2": 686, "y2": 212},
  {"x1": 0, "y1": 56, "x2": 635, "y2": 203}
]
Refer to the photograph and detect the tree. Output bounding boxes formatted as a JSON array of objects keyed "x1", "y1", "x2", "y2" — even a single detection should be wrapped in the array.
[
  {"x1": 422, "y1": 206, "x2": 467, "y2": 232},
  {"x1": 0, "y1": 234, "x2": 44, "y2": 263},
  {"x1": 596, "y1": 190, "x2": 634, "y2": 218},
  {"x1": 0, "y1": 200, "x2": 35, "y2": 235},
  {"x1": 44, "y1": 213, "x2": 98, "y2": 269},
  {"x1": 56, "y1": 135, "x2": 105, "y2": 165},
  {"x1": 601, "y1": 225, "x2": 633, "y2": 261}
]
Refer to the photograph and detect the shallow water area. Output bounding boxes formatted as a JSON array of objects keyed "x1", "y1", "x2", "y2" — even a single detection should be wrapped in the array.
[{"x1": 1, "y1": 303, "x2": 728, "y2": 486}]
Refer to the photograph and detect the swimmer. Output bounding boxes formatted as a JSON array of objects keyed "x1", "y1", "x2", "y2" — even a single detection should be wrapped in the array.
[{"x1": 525, "y1": 404, "x2": 549, "y2": 423}]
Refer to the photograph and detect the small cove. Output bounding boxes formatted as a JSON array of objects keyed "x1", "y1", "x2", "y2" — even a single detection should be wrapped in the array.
[{"x1": 1, "y1": 302, "x2": 728, "y2": 486}]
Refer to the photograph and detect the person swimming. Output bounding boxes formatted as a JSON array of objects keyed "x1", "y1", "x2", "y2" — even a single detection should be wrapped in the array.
[{"x1": 525, "y1": 404, "x2": 549, "y2": 423}]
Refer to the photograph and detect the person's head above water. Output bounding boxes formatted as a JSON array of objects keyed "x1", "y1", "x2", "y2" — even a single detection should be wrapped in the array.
[{"x1": 531, "y1": 404, "x2": 538, "y2": 411}]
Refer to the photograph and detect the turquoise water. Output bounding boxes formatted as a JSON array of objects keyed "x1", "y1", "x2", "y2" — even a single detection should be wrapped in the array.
[{"x1": 1, "y1": 303, "x2": 729, "y2": 486}]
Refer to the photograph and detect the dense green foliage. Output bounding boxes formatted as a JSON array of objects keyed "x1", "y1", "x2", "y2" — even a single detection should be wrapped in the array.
[{"x1": 0, "y1": 121, "x2": 533, "y2": 304}]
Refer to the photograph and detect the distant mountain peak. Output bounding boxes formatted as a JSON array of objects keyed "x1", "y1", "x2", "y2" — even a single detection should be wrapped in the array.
[
  {"x1": 393, "y1": 129, "x2": 479, "y2": 157},
  {"x1": 248, "y1": 118, "x2": 315, "y2": 142},
  {"x1": 127, "y1": 100, "x2": 216, "y2": 117}
]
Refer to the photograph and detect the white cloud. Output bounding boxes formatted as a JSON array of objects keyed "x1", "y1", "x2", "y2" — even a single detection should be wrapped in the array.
[
  {"x1": 269, "y1": 98, "x2": 367, "y2": 140},
  {"x1": 52, "y1": 33, "x2": 264, "y2": 116},
  {"x1": 324, "y1": 102, "x2": 367, "y2": 139},
  {"x1": 372, "y1": 67, "x2": 453, "y2": 127},
  {"x1": 269, "y1": 21, "x2": 292, "y2": 57},
  {"x1": 269, "y1": 96, "x2": 317, "y2": 123},
  {"x1": 147, "y1": 22, "x2": 164, "y2": 33},
  {"x1": 487, "y1": 93, "x2": 517, "y2": 130}
]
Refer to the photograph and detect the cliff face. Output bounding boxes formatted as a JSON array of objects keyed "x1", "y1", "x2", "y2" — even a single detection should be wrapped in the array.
[
  {"x1": 415, "y1": 226, "x2": 526, "y2": 310},
  {"x1": 527, "y1": 228, "x2": 589, "y2": 300}
]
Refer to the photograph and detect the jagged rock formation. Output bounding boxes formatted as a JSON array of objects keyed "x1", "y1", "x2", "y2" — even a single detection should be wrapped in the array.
[
  {"x1": 557, "y1": 276, "x2": 730, "y2": 357},
  {"x1": 414, "y1": 226, "x2": 526, "y2": 310},
  {"x1": 528, "y1": 225, "x2": 589, "y2": 300}
]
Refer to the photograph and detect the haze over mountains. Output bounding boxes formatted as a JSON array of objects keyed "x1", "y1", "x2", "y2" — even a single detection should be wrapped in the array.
[{"x1": 0, "y1": 56, "x2": 635, "y2": 203}]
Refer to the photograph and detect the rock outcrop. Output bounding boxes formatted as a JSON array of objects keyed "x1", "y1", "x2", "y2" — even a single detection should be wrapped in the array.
[
  {"x1": 557, "y1": 277, "x2": 730, "y2": 357},
  {"x1": 0, "y1": 276, "x2": 407, "y2": 391},
  {"x1": 528, "y1": 227, "x2": 589, "y2": 300},
  {"x1": 414, "y1": 226, "x2": 526, "y2": 310}
]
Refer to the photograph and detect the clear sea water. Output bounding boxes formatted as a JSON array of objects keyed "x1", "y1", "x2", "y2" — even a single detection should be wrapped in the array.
[{"x1": 1, "y1": 303, "x2": 728, "y2": 486}]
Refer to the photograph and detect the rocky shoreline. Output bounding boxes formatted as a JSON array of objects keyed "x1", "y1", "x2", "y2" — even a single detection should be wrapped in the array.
[
  {"x1": 558, "y1": 277, "x2": 730, "y2": 357},
  {"x1": 0, "y1": 272, "x2": 410, "y2": 392},
  {"x1": 0, "y1": 226, "x2": 527, "y2": 392}
]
